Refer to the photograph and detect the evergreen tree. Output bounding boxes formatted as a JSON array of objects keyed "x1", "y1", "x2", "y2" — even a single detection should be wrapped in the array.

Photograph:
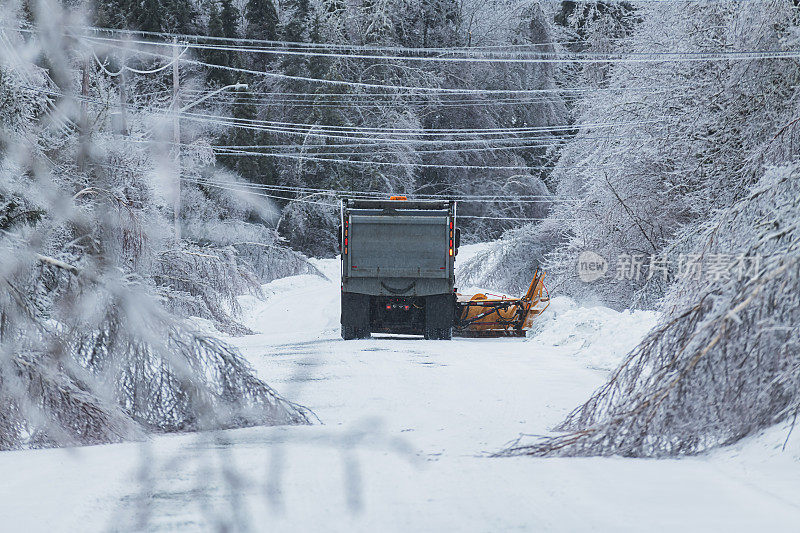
[
  {"x1": 245, "y1": 0, "x2": 279, "y2": 70},
  {"x1": 217, "y1": 85, "x2": 278, "y2": 187},
  {"x1": 420, "y1": 0, "x2": 460, "y2": 48},
  {"x1": 92, "y1": 0, "x2": 131, "y2": 29},
  {"x1": 164, "y1": 0, "x2": 201, "y2": 34},
  {"x1": 205, "y1": 2, "x2": 233, "y2": 86},
  {"x1": 245, "y1": 0, "x2": 279, "y2": 41},
  {"x1": 281, "y1": 0, "x2": 311, "y2": 76},
  {"x1": 93, "y1": 0, "x2": 200, "y2": 34},
  {"x1": 220, "y1": 0, "x2": 240, "y2": 40},
  {"x1": 134, "y1": 0, "x2": 164, "y2": 33},
  {"x1": 308, "y1": 12, "x2": 328, "y2": 79},
  {"x1": 554, "y1": 1, "x2": 637, "y2": 44},
  {"x1": 395, "y1": 0, "x2": 461, "y2": 48},
  {"x1": 283, "y1": 0, "x2": 311, "y2": 42},
  {"x1": 323, "y1": 0, "x2": 345, "y2": 14},
  {"x1": 215, "y1": 1, "x2": 275, "y2": 186}
]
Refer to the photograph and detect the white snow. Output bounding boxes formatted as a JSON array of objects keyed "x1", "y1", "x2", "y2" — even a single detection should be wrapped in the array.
[
  {"x1": 528, "y1": 296, "x2": 660, "y2": 371},
  {"x1": 0, "y1": 256, "x2": 798, "y2": 531}
]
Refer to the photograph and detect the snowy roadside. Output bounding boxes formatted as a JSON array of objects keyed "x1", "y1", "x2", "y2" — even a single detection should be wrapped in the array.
[
  {"x1": 0, "y1": 256, "x2": 797, "y2": 532},
  {"x1": 528, "y1": 296, "x2": 659, "y2": 371}
]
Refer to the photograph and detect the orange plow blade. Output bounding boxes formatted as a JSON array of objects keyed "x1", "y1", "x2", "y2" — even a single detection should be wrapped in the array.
[{"x1": 453, "y1": 269, "x2": 550, "y2": 337}]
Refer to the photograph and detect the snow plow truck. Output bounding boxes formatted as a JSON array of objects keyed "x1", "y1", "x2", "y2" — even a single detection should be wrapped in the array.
[{"x1": 339, "y1": 197, "x2": 549, "y2": 340}]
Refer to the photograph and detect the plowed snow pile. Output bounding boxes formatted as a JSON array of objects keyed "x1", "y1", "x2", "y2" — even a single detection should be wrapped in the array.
[{"x1": 529, "y1": 296, "x2": 659, "y2": 371}]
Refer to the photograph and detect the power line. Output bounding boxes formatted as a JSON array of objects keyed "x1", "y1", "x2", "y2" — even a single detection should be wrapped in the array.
[
  {"x1": 80, "y1": 33, "x2": 656, "y2": 64},
  {"x1": 28, "y1": 84, "x2": 669, "y2": 144},
  {"x1": 179, "y1": 177, "x2": 570, "y2": 221},
  {"x1": 212, "y1": 143, "x2": 569, "y2": 156},
  {"x1": 180, "y1": 176, "x2": 338, "y2": 207},
  {"x1": 86, "y1": 159, "x2": 574, "y2": 201},
  {"x1": 178, "y1": 88, "x2": 580, "y2": 99},
  {"x1": 211, "y1": 147, "x2": 556, "y2": 170},
  {"x1": 86, "y1": 159, "x2": 578, "y2": 203},
  {"x1": 80, "y1": 25, "x2": 800, "y2": 63},
  {"x1": 30, "y1": 85, "x2": 673, "y2": 162},
  {"x1": 33, "y1": 85, "x2": 662, "y2": 157},
  {"x1": 184, "y1": 117, "x2": 658, "y2": 135},
  {"x1": 92, "y1": 46, "x2": 188, "y2": 77},
  {"x1": 79, "y1": 25, "x2": 626, "y2": 54},
  {"x1": 177, "y1": 87, "x2": 670, "y2": 101},
  {"x1": 177, "y1": 112, "x2": 664, "y2": 144},
  {"x1": 185, "y1": 179, "x2": 578, "y2": 202},
  {"x1": 79, "y1": 39, "x2": 695, "y2": 95},
  {"x1": 78, "y1": 160, "x2": 567, "y2": 222},
  {"x1": 189, "y1": 117, "x2": 656, "y2": 136}
]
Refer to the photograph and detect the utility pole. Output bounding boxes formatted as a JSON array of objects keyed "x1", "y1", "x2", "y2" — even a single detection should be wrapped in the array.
[
  {"x1": 168, "y1": 38, "x2": 245, "y2": 243},
  {"x1": 172, "y1": 37, "x2": 182, "y2": 242},
  {"x1": 117, "y1": 49, "x2": 129, "y2": 135},
  {"x1": 78, "y1": 56, "x2": 90, "y2": 173}
]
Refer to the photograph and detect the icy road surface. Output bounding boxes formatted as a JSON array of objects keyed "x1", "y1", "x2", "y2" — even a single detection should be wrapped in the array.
[{"x1": 1, "y1": 256, "x2": 799, "y2": 532}]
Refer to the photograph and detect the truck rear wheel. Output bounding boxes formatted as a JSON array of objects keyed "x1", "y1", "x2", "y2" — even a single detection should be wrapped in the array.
[
  {"x1": 342, "y1": 325, "x2": 356, "y2": 340},
  {"x1": 424, "y1": 327, "x2": 452, "y2": 340},
  {"x1": 341, "y1": 325, "x2": 371, "y2": 340},
  {"x1": 424, "y1": 326, "x2": 435, "y2": 340}
]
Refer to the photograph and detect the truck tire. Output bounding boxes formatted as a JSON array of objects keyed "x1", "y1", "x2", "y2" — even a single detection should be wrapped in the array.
[
  {"x1": 424, "y1": 326, "x2": 437, "y2": 340},
  {"x1": 342, "y1": 325, "x2": 357, "y2": 340},
  {"x1": 342, "y1": 325, "x2": 371, "y2": 340},
  {"x1": 424, "y1": 327, "x2": 452, "y2": 340}
]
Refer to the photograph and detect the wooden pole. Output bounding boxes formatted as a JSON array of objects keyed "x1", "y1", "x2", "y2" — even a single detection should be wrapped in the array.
[
  {"x1": 172, "y1": 38, "x2": 182, "y2": 241},
  {"x1": 78, "y1": 56, "x2": 90, "y2": 172},
  {"x1": 118, "y1": 49, "x2": 128, "y2": 135}
]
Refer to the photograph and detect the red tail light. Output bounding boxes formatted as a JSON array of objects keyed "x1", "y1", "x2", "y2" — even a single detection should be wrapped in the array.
[
  {"x1": 449, "y1": 221, "x2": 455, "y2": 258},
  {"x1": 386, "y1": 304, "x2": 392, "y2": 310}
]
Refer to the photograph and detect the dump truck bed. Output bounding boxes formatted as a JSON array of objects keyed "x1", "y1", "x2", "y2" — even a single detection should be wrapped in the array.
[{"x1": 341, "y1": 199, "x2": 455, "y2": 297}]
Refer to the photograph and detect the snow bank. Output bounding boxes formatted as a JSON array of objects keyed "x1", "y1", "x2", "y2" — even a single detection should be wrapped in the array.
[
  {"x1": 456, "y1": 242, "x2": 661, "y2": 374},
  {"x1": 528, "y1": 296, "x2": 660, "y2": 371}
]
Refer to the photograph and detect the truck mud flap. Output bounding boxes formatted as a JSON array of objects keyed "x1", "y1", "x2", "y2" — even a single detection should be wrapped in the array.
[
  {"x1": 425, "y1": 293, "x2": 455, "y2": 340},
  {"x1": 341, "y1": 292, "x2": 371, "y2": 339}
]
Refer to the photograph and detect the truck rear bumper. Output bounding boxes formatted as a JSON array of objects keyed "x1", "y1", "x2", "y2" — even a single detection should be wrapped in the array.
[
  {"x1": 341, "y1": 292, "x2": 455, "y2": 338},
  {"x1": 343, "y1": 277, "x2": 452, "y2": 297}
]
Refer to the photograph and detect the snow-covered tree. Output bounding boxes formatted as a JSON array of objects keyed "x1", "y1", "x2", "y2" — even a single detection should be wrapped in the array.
[
  {"x1": 0, "y1": 1, "x2": 312, "y2": 450},
  {"x1": 499, "y1": 0, "x2": 800, "y2": 458}
]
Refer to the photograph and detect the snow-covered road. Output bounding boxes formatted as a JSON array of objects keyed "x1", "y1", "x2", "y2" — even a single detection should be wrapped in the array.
[{"x1": 1, "y1": 257, "x2": 798, "y2": 531}]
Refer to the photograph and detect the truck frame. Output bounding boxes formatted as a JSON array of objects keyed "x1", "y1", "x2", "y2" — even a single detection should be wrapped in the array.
[{"x1": 339, "y1": 198, "x2": 459, "y2": 340}]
